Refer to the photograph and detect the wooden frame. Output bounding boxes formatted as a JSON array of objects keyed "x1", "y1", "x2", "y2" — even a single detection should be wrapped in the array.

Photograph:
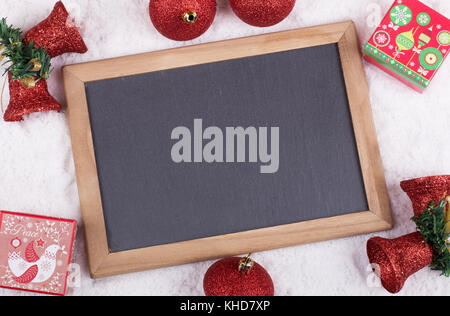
[{"x1": 63, "y1": 21, "x2": 392, "y2": 279}]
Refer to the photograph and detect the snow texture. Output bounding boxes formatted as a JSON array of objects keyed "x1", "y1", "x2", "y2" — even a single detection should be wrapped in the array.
[{"x1": 0, "y1": 0, "x2": 449, "y2": 296}]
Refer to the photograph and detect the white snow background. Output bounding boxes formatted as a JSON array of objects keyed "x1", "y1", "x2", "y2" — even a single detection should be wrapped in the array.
[{"x1": 0, "y1": 0, "x2": 449, "y2": 296}]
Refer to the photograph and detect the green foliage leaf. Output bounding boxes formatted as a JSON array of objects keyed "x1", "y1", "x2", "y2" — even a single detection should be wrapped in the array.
[
  {"x1": 0, "y1": 18, "x2": 53, "y2": 82},
  {"x1": 412, "y1": 197, "x2": 450, "y2": 277}
]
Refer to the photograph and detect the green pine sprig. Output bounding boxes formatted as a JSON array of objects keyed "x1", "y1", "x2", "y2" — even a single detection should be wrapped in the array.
[
  {"x1": 0, "y1": 18, "x2": 53, "y2": 82},
  {"x1": 412, "y1": 198, "x2": 450, "y2": 277}
]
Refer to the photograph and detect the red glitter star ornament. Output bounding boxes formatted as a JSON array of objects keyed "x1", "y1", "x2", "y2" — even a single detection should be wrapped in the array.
[
  {"x1": 229, "y1": 0, "x2": 296, "y2": 27},
  {"x1": 24, "y1": 1, "x2": 88, "y2": 58},
  {"x1": 203, "y1": 255, "x2": 274, "y2": 296},
  {"x1": 149, "y1": 0, "x2": 217, "y2": 41}
]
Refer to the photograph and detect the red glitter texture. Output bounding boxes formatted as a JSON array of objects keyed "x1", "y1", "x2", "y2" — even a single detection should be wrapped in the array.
[
  {"x1": 4, "y1": 73, "x2": 61, "y2": 122},
  {"x1": 401, "y1": 175, "x2": 450, "y2": 215},
  {"x1": 149, "y1": 0, "x2": 216, "y2": 41},
  {"x1": 24, "y1": 1, "x2": 88, "y2": 58},
  {"x1": 367, "y1": 232, "x2": 433, "y2": 294},
  {"x1": 203, "y1": 257, "x2": 274, "y2": 296},
  {"x1": 229, "y1": 0, "x2": 296, "y2": 27}
]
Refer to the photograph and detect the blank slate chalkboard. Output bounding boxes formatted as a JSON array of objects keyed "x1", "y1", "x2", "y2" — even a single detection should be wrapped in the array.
[
  {"x1": 86, "y1": 43, "x2": 366, "y2": 252},
  {"x1": 65, "y1": 23, "x2": 392, "y2": 278}
]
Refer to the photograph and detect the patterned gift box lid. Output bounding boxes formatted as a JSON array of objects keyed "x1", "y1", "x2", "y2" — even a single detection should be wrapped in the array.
[
  {"x1": 363, "y1": 0, "x2": 449, "y2": 92},
  {"x1": 0, "y1": 211, "x2": 77, "y2": 296}
]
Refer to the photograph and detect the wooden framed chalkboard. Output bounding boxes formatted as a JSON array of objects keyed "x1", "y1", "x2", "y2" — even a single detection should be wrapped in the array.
[{"x1": 63, "y1": 21, "x2": 392, "y2": 278}]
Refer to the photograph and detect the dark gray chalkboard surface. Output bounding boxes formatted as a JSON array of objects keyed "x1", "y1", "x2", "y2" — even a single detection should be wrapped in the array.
[{"x1": 84, "y1": 43, "x2": 368, "y2": 253}]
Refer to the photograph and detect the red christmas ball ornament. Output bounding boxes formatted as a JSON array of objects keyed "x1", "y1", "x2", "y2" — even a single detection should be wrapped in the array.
[
  {"x1": 24, "y1": 1, "x2": 88, "y2": 58},
  {"x1": 203, "y1": 255, "x2": 274, "y2": 296},
  {"x1": 229, "y1": 0, "x2": 296, "y2": 27},
  {"x1": 4, "y1": 73, "x2": 62, "y2": 122},
  {"x1": 149, "y1": 0, "x2": 217, "y2": 41}
]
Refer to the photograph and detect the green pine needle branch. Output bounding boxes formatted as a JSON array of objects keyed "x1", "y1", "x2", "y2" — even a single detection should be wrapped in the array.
[
  {"x1": 0, "y1": 18, "x2": 52, "y2": 82},
  {"x1": 412, "y1": 197, "x2": 450, "y2": 277}
]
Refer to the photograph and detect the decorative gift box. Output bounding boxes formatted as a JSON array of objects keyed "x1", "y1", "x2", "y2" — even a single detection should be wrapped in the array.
[
  {"x1": 0, "y1": 211, "x2": 77, "y2": 296},
  {"x1": 363, "y1": 0, "x2": 450, "y2": 92}
]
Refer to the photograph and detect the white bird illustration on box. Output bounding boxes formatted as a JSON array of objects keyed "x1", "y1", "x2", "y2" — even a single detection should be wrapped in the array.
[{"x1": 8, "y1": 241, "x2": 61, "y2": 284}]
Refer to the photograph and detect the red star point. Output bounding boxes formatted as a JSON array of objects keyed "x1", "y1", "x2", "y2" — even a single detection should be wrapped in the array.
[{"x1": 36, "y1": 239, "x2": 45, "y2": 248}]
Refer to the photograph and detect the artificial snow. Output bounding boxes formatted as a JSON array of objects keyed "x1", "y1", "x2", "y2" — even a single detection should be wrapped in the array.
[{"x1": 0, "y1": 0, "x2": 448, "y2": 296}]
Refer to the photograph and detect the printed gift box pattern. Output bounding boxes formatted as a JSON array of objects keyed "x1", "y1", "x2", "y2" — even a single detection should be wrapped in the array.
[
  {"x1": 0, "y1": 211, "x2": 77, "y2": 296},
  {"x1": 364, "y1": 0, "x2": 450, "y2": 92}
]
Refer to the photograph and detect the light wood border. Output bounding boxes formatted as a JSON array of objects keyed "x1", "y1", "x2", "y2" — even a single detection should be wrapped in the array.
[{"x1": 63, "y1": 21, "x2": 392, "y2": 279}]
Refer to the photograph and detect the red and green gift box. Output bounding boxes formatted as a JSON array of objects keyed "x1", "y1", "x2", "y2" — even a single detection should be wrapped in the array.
[{"x1": 364, "y1": 0, "x2": 449, "y2": 93}]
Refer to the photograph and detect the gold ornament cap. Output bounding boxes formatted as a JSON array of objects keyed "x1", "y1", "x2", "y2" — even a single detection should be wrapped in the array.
[
  {"x1": 445, "y1": 196, "x2": 450, "y2": 236},
  {"x1": 30, "y1": 58, "x2": 42, "y2": 72},
  {"x1": 238, "y1": 253, "x2": 254, "y2": 275},
  {"x1": 183, "y1": 10, "x2": 198, "y2": 24},
  {"x1": 0, "y1": 45, "x2": 4, "y2": 63},
  {"x1": 19, "y1": 77, "x2": 36, "y2": 89}
]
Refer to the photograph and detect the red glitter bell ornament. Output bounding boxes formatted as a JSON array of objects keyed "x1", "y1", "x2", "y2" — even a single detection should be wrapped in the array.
[
  {"x1": 4, "y1": 73, "x2": 61, "y2": 122},
  {"x1": 149, "y1": 0, "x2": 217, "y2": 41},
  {"x1": 203, "y1": 255, "x2": 274, "y2": 296},
  {"x1": 367, "y1": 176, "x2": 450, "y2": 294},
  {"x1": 229, "y1": 0, "x2": 296, "y2": 27},
  {"x1": 24, "y1": 1, "x2": 88, "y2": 58},
  {"x1": 367, "y1": 233, "x2": 433, "y2": 294},
  {"x1": 401, "y1": 175, "x2": 450, "y2": 215}
]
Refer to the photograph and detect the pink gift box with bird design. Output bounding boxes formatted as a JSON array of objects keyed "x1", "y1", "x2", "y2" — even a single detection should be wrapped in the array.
[
  {"x1": 0, "y1": 211, "x2": 77, "y2": 296},
  {"x1": 363, "y1": 0, "x2": 450, "y2": 92}
]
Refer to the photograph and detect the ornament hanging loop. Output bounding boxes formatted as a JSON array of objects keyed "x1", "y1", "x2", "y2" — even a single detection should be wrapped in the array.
[
  {"x1": 1, "y1": 76, "x2": 6, "y2": 113},
  {"x1": 182, "y1": 10, "x2": 198, "y2": 24},
  {"x1": 238, "y1": 253, "x2": 254, "y2": 274},
  {"x1": 0, "y1": 45, "x2": 5, "y2": 113}
]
